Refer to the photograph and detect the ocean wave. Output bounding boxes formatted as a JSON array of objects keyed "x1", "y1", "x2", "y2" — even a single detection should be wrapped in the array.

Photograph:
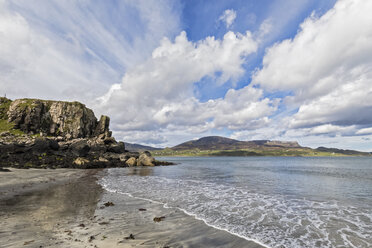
[{"x1": 99, "y1": 167, "x2": 372, "y2": 248}]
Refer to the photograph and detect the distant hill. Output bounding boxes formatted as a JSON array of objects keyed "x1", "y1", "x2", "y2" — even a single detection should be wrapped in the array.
[
  {"x1": 172, "y1": 136, "x2": 301, "y2": 150},
  {"x1": 125, "y1": 142, "x2": 161, "y2": 152},
  {"x1": 152, "y1": 136, "x2": 371, "y2": 157},
  {"x1": 315, "y1": 147, "x2": 371, "y2": 156}
]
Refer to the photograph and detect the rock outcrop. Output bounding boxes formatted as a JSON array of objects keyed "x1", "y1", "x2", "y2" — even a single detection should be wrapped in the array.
[
  {"x1": 0, "y1": 97, "x2": 169, "y2": 169},
  {"x1": 7, "y1": 98, "x2": 105, "y2": 139}
]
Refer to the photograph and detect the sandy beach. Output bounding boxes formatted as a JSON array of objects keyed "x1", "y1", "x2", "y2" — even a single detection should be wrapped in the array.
[{"x1": 0, "y1": 168, "x2": 263, "y2": 248}]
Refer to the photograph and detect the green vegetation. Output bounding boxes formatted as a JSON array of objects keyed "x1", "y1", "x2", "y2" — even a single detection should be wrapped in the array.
[
  {"x1": 14, "y1": 98, "x2": 38, "y2": 111},
  {"x1": 0, "y1": 97, "x2": 12, "y2": 119},
  {"x1": 0, "y1": 119, "x2": 25, "y2": 135},
  {"x1": 24, "y1": 162, "x2": 34, "y2": 168},
  {"x1": 152, "y1": 147, "x2": 369, "y2": 157},
  {"x1": 0, "y1": 98, "x2": 26, "y2": 136},
  {"x1": 56, "y1": 156, "x2": 64, "y2": 161},
  {"x1": 71, "y1": 101, "x2": 86, "y2": 108}
]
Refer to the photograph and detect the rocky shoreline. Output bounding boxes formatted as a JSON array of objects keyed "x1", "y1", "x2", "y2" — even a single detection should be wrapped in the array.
[{"x1": 0, "y1": 97, "x2": 172, "y2": 169}]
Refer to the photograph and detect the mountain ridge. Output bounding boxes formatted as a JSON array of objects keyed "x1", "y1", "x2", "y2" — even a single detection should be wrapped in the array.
[
  {"x1": 172, "y1": 136, "x2": 301, "y2": 150},
  {"x1": 125, "y1": 142, "x2": 162, "y2": 152},
  {"x1": 152, "y1": 136, "x2": 371, "y2": 157}
]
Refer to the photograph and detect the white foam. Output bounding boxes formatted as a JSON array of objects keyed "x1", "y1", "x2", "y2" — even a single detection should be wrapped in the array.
[
  {"x1": 100, "y1": 176, "x2": 271, "y2": 248},
  {"x1": 99, "y1": 168, "x2": 372, "y2": 248}
]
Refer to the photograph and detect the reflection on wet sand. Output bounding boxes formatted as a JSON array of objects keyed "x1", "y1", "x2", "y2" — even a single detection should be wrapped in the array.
[
  {"x1": 126, "y1": 167, "x2": 154, "y2": 176},
  {"x1": 0, "y1": 170, "x2": 103, "y2": 247}
]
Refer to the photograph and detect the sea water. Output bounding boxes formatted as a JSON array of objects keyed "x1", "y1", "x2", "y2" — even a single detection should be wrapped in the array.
[{"x1": 100, "y1": 157, "x2": 372, "y2": 248}]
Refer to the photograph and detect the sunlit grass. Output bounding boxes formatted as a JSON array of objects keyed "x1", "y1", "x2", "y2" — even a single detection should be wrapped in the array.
[{"x1": 0, "y1": 119, "x2": 25, "y2": 136}]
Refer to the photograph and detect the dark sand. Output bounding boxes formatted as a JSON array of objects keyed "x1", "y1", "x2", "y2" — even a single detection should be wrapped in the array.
[{"x1": 0, "y1": 168, "x2": 264, "y2": 248}]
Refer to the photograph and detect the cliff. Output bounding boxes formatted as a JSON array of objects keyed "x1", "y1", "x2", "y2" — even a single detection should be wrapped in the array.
[
  {"x1": 5, "y1": 98, "x2": 110, "y2": 139},
  {"x1": 0, "y1": 97, "x2": 163, "y2": 169}
]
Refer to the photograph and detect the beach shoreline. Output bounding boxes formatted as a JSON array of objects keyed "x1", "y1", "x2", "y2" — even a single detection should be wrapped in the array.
[{"x1": 0, "y1": 168, "x2": 263, "y2": 248}]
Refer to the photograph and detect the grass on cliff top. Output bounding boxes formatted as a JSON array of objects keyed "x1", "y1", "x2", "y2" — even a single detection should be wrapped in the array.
[
  {"x1": 17, "y1": 98, "x2": 86, "y2": 107},
  {"x1": 4, "y1": 98, "x2": 87, "y2": 111},
  {"x1": 0, "y1": 97, "x2": 25, "y2": 135},
  {"x1": 0, "y1": 119, "x2": 25, "y2": 135},
  {"x1": 0, "y1": 97, "x2": 12, "y2": 119},
  {"x1": 152, "y1": 148, "x2": 359, "y2": 157}
]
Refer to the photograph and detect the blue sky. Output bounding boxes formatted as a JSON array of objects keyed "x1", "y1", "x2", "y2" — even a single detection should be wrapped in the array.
[
  {"x1": 181, "y1": 0, "x2": 338, "y2": 101},
  {"x1": 1, "y1": 0, "x2": 372, "y2": 151}
]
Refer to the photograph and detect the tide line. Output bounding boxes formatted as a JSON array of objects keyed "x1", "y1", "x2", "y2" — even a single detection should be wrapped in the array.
[{"x1": 101, "y1": 182, "x2": 271, "y2": 248}]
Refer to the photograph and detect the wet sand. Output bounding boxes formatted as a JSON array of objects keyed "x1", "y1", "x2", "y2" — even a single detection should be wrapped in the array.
[
  {"x1": 0, "y1": 168, "x2": 263, "y2": 248},
  {"x1": 0, "y1": 169, "x2": 102, "y2": 248}
]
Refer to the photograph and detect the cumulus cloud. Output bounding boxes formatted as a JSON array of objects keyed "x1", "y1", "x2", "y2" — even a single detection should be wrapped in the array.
[
  {"x1": 98, "y1": 30, "x2": 277, "y2": 140},
  {"x1": 290, "y1": 71, "x2": 372, "y2": 128},
  {"x1": 3, "y1": 0, "x2": 370, "y2": 150},
  {"x1": 218, "y1": 9, "x2": 237, "y2": 28},
  {"x1": 305, "y1": 124, "x2": 356, "y2": 136},
  {"x1": 253, "y1": 0, "x2": 372, "y2": 136}
]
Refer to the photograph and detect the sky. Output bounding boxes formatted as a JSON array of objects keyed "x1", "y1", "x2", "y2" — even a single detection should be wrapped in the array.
[{"x1": 1, "y1": 0, "x2": 372, "y2": 151}]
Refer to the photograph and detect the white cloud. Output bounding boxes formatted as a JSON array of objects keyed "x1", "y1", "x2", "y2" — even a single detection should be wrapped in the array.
[
  {"x1": 252, "y1": 0, "x2": 372, "y2": 135},
  {"x1": 356, "y1": 127, "x2": 372, "y2": 135},
  {"x1": 256, "y1": 0, "x2": 314, "y2": 45},
  {"x1": 306, "y1": 124, "x2": 355, "y2": 136},
  {"x1": 3, "y1": 0, "x2": 370, "y2": 151},
  {"x1": 229, "y1": 123, "x2": 372, "y2": 152},
  {"x1": 255, "y1": 19, "x2": 273, "y2": 41},
  {"x1": 254, "y1": 0, "x2": 372, "y2": 94},
  {"x1": 230, "y1": 126, "x2": 284, "y2": 141},
  {"x1": 0, "y1": 0, "x2": 181, "y2": 104},
  {"x1": 218, "y1": 9, "x2": 237, "y2": 28},
  {"x1": 284, "y1": 128, "x2": 372, "y2": 151},
  {"x1": 210, "y1": 87, "x2": 276, "y2": 130},
  {"x1": 114, "y1": 130, "x2": 168, "y2": 146},
  {"x1": 98, "y1": 30, "x2": 277, "y2": 139},
  {"x1": 290, "y1": 72, "x2": 372, "y2": 128}
]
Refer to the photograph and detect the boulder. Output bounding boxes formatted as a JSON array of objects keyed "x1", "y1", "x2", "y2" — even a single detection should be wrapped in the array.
[
  {"x1": 31, "y1": 138, "x2": 59, "y2": 153},
  {"x1": 107, "y1": 142, "x2": 125, "y2": 153},
  {"x1": 73, "y1": 157, "x2": 90, "y2": 166},
  {"x1": 98, "y1": 157, "x2": 109, "y2": 163},
  {"x1": 69, "y1": 139, "x2": 90, "y2": 157},
  {"x1": 125, "y1": 152, "x2": 140, "y2": 158},
  {"x1": 125, "y1": 157, "x2": 137, "y2": 167},
  {"x1": 48, "y1": 139, "x2": 60, "y2": 151},
  {"x1": 137, "y1": 151, "x2": 155, "y2": 166},
  {"x1": 103, "y1": 137, "x2": 116, "y2": 145},
  {"x1": 119, "y1": 154, "x2": 130, "y2": 162},
  {"x1": 87, "y1": 136, "x2": 107, "y2": 154},
  {"x1": 33, "y1": 138, "x2": 50, "y2": 153}
]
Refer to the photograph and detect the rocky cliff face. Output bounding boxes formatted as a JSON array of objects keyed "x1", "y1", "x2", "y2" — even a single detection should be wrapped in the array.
[
  {"x1": 0, "y1": 97, "x2": 166, "y2": 169},
  {"x1": 6, "y1": 98, "x2": 110, "y2": 139}
]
